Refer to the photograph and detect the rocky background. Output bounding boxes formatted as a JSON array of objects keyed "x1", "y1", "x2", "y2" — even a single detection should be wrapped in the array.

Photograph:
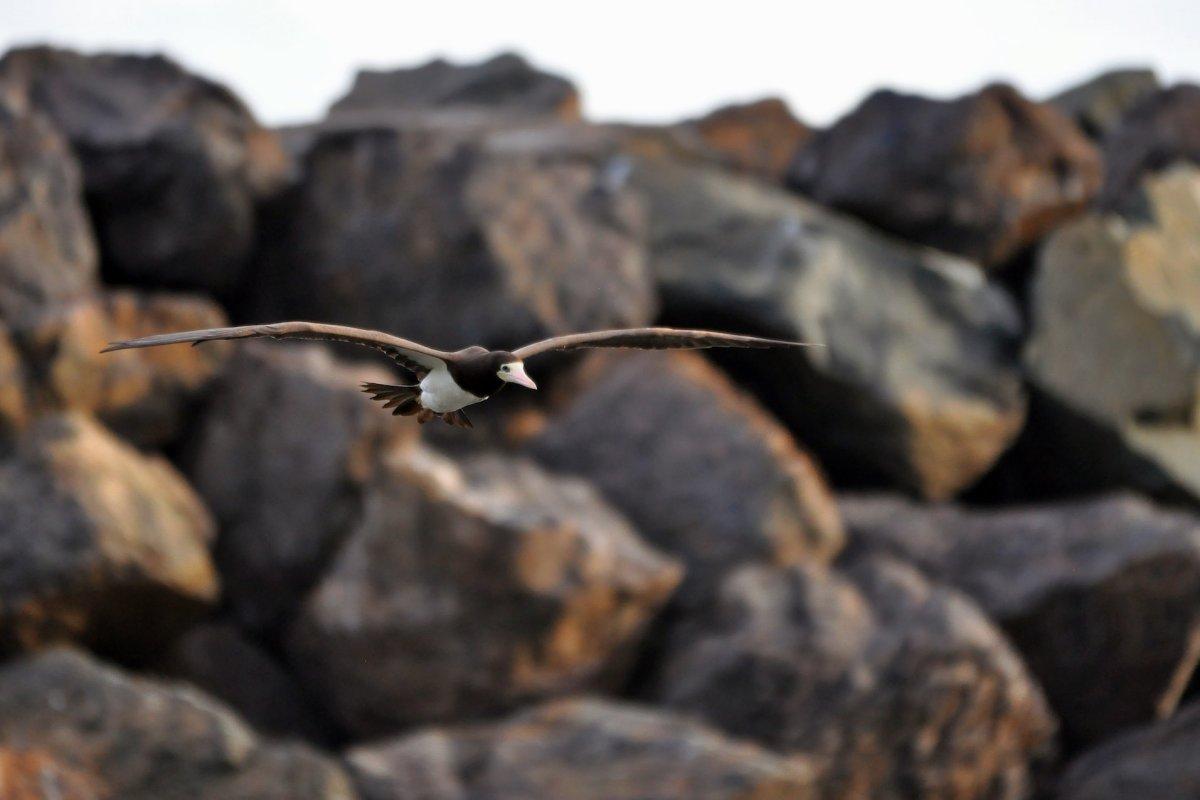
[{"x1": 0, "y1": 47, "x2": 1199, "y2": 799}]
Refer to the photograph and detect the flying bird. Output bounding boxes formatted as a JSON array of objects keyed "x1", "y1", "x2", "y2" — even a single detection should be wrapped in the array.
[{"x1": 102, "y1": 322, "x2": 818, "y2": 428}]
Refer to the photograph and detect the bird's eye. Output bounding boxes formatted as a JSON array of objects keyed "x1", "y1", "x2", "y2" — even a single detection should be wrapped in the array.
[{"x1": 501, "y1": 365, "x2": 509, "y2": 372}]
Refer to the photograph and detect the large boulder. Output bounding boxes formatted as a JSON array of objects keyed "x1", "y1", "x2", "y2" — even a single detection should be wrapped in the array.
[
  {"x1": 1049, "y1": 67, "x2": 1162, "y2": 139},
  {"x1": 529, "y1": 350, "x2": 842, "y2": 603},
  {"x1": 346, "y1": 698, "x2": 817, "y2": 800},
  {"x1": 0, "y1": 95, "x2": 97, "y2": 327},
  {"x1": 328, "y1": 52, "x2": 581, "y2": 122},
  {"x1": 185, "y1": 342, "x2": 405, "y2": 632},
  {"x1": 1023, "y1": 164, "x2": 1200, "y2": 501},
  {"x1": 647, "y1": 558, "x2": 1056, "y2": 800},
  {"x1": 254, "y1": 121, "x2": 654, "y2": 352},
  {"x1": 0, "y1": 46, "x2": 288, "y2": 294},
  {"x1": 288, "y1": 443, "x2": 682, "y2": 738},
  {"x1": 0, "y1": 648, "x2": 355, "y2": 800},
  {"x1": 0, "y1": 413, "x2": 218, "y2": 655},
  {"x1": 788, "y1": 84, "x2": 1101, "y2": 268},
  {"x1": 1099, "y1": 83, "x2": 1200, "y2": 208},
  {"x1": 843, "y1": 493, "x2": 1200, "y2": 746},
  {"x1": 634, "y1": 158, "x2": 1025, "y2": 499},
  {"x1": 686, "y1": 97, "x2": 812, "y2": 182},
  {"x1": 1057, "y1": 700, "x2": 1200, "y2": 800}
]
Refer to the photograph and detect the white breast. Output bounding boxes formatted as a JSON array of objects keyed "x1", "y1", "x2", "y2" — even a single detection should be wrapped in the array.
[{"x1": 419, "y1": 365, "x2": 487, "y2": 413}]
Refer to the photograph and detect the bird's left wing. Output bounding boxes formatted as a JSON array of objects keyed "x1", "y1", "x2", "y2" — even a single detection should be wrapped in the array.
[
  {"x1": 101, "y1": 321, "x2": 451, "y2": 376},
  {"x1": 512, "y1": 327, "x2": 821, "y2": 360}
]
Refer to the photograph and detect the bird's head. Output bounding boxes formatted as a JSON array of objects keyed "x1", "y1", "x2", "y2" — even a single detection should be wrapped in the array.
[{"x1": 492, "y1": 352, "x2": 537, "y2": 390}]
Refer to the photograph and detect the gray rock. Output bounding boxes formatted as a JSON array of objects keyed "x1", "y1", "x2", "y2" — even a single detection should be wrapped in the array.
[
  {"x1": 1049, "y1": 67, "x2": 1162, "y2": 139},
  {"x1": 1100, "y1": 83, "x2": 1200, "y2": 208}
]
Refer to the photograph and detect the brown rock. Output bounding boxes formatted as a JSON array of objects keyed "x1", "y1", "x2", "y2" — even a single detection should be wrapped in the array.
[
  {"x1": 1100, "y1": 83, "x2": 1200, "y2": 208},
  {"x1": 0, "y1": 747, "x2": 101, "y2": 799},
  {"x1": 688, "y1": 97, "x2": 812, "y2": 182},
  {"x1": 0, "y1": 648, "x2": 355, "y2": 799},
  {"x1": 0, "y1": 46, "x2": 288, "y2": 294},
  {"x1": 186, "y1": 342, "x2": 405, "y2": 632},
  {"x1": 0, "y1": 95, "x2": 97, "y2": 327},
  {"x1": 0, "y1": 325, "x2": 27, "y2": 434},
  {"x1": 287, "y1": 443, "x2": 682, "y2": 738},
  {"x1": 1049, "y1": 67, "x2": 1161, "y2": 139},
  {"x1": 0, "y1": 413, "x2": 218, "y2": 655},
  {"x1": 648, "y1": 559, "x2": 1056, "y2": 800},
  {"x1": 1058, "y1": 700, "x2": 1200, "y2": 800},
  {"x1": 632, "y1": 158, "x2": 1026, "y2": 499},
  {"x1": 529, "y1": 351, "x2": 842, "y2": 603},
  {"x1": 842, "y1": 492, "x2": 1200, "y2": 746},
  {"x1": 347, "y1": 698, "x2": 817, "y2": 800},
  {"x1": 789, "y1": 83, "x2": 1102, "y2": 268}
]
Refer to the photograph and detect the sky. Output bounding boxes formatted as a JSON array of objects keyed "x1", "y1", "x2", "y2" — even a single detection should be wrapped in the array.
[{"x1": 1, "y1": 0, "x2": 1197, "y2": 127}]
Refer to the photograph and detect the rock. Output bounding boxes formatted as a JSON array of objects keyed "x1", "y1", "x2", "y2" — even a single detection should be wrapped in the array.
[
  {"x1": 1099, "y1": 83, "x2": 1200, "y2": 208},
  {"x1": 1058, "y1": 700, "x2": 1200, "y2": 800},
  {"x1": 0, "y1": 326, "x2": 28, "y2": 434},
  {"x1": 0, "y1": 413, "x2": 217, "y2": 655},
  {"x1": 788, "y1": 83, "x2": 1102, "y2": 268},
  {"x1": 287, "y1": 443, "x2": 682, "y2": 738},
  {"x1": 346, "y1": 698, "x2": 817, "y2": 800},
  {"x1": 328, "y1": 52, "x2": 581, "y2": 122},
  {"x1": 185, "y1": 342, "x2": 405, "y2": 633},
  {"x1": 157, "y1": 623, "x2": 331, "y2": 743},
  {"x1": 647, "y1": 559, "x2": 1056, "y2": 800},
  {"x1": 842, "y1": 492, "x2": 1200, "y2": 746},
  {"x1": 0, "y1": 747, "x2": 101, "y2": 799},
  {"x1": 686, "y1": 97, "x2": 812, "y2": 182},
  {"x1": 1049, "y1": 67, "x2": 1162, "y2": 139},
  {"x1": 0, "y1": 46, "x2": 288, "y2": 294},
  {"x1": 20, "y1": 289, "x2": 229, "y2": 446},
  {"x1": 0, "y1": 95, "x2": 97, "y2": 327},
  {"x1": 529, "y1": 351, "x2": 842, "y2": 603},
  {"x1": 1023, "y1": 164, "x2": 1200, "y2": 501},
  {"x1": 254, "y1": 121, "x2": 654, "y2": 352},
  {"x1": 0, "y1": 648, "x2": 355, "y2": 799},
  {"x1": 635, "y1": 158, "x2": 1026, "y2": 499}
]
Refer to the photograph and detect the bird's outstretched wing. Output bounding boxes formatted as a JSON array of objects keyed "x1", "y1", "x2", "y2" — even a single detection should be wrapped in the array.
[
  {"x1": 512, "y1": 327, "x2": 820, "y2": 360},
  {"x1": 101, "y1": 321, "x2": 451, "y2": 377}
]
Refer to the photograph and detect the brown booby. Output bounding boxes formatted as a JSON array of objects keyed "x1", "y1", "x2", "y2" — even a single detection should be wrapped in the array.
[{"x1": 102, "y1": 322, "x2": 818, "y2": 428}]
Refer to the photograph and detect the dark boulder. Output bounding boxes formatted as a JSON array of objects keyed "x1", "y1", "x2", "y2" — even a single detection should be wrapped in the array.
[
  {"x1": 1049, "y1": 67, "x2": 1161, "y2": 139},
  {"x1": 1099, "y1": 83, "x2": 1200, "y2": 208}
]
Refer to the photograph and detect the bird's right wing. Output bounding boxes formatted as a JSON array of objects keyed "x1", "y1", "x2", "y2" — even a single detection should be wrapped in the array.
[{"x1": 101, "y1": 321, "x2": 451, "y2": 377}]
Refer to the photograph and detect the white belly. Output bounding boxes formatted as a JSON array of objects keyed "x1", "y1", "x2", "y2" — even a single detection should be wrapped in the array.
[{"x1": 420, "y1": 366, "x2": 487, "y2": 413}]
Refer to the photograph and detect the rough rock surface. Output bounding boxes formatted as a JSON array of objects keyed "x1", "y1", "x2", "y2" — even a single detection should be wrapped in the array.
[
  {"x1": 254, "y1": 122, "x2": 654, "y2": 352},
  {"x1": 328, "y1": 52, "x2": 580, "y2": 121},
  {"x1": 1024, "y1": 164, "x2": 1200, "y2": 500},
  {"x1": 648, "y1": 559, "x2": 1056, "y2": 800},
  {"x1": 1100, "y1": 83, "x2": 1200, "y2": 208},
  {"x1": 529, "y1": 350, "x2": 842, "y2": 602},
  {"x1": 1050, "y1": 67, "x2": 1162, "y2": 139},
  {"x1": 842, "y1": 493, "x2": 1200, "y2": 746},
  {"x1": 0, "y1": 413, "x2": 217, "y2": 655},
  {"x1": 686, "y1": 97, "x2": 812, "y2": 182},
  {"x1": 788, "y1": 84, "x2": 1102, "y2": 267},
  {"x1": 186, "y1": 342, "x2": 404, "y2": 632},
  {"x1": 0, "y1": 46, "x2": 288, "y2": 294},
  {"x1": 0, "y1": 95, "x2": 97, "y2": 326},
  {"x1": 347, "y1": 698, "x2": 817, "y2": 800},
  {"x1": 288, "y1": 443, "x2": 682, "y2": 737},
  {"x1": 1057, "y1": 700, "x2": 1200, "y2": 800},
  {"x1": 0, "y1": 326, "x2": 27, "y2": 434},
  {"x1": 635, "y1": 158, "x2": 1025, "y2": 499},
  {"x1": 0, "y1": 649, "x2": 355, "y2": 800}
]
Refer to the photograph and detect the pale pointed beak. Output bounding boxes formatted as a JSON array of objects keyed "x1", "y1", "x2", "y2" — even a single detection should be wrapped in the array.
[{"x1": 508, "y1": 363, "x2": 538, "y2": 390}]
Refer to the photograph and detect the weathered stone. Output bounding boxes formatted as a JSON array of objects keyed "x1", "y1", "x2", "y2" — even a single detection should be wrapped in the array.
[
  {"x1": 842, "y1": 492, "x2": 1200, "y2": 746},
  {"x1": 1058, "y1": 700, "x2": 1200, "y2": 800},
  {"x1": 186, "y1": 342, "x2": 404, "y2": 632},
  {"x1": 0, "y1": 95, "x2": 96, "y2": 327},
  {"x1": 1100, "y1": 83, "x2": 1200, "y2": 208},
  {"x1": 687, "y1": 97, "x2": 812, "y2": 182},
  {"x1": 635, "y1": 158, "x2": 1025, "y2": 499},
  {"x1": 529, "y1": 350, "x2": 842, "y2": 603},
  {"x1": 648, "y1": 559, "x2": 1056, "y2": 800},
  {"x1": 789, "y1": 83, "x2": 1101, "y2": 267},
  {"x1": 328, "y1": 52, "x2": 581, "y2": 122},
  {"x1": 0, "y1": 413, "x2": 217, "y2": 655},
  {"x1": 0, "y1": 648, "x2": 355, "y2": 800},
  {"x1": 1024, "y1": 164, "x2": 1200, "y2": 501},
  {"x1": 288, "y1": 443, "x2": 681, "y2": 737},
  {"x1": 1049, "y1": 67, "x2": 1162, "y2": 139},
  {"x1": 347, "y1": 698, "x2": 817, "y2": 800},
  {"x1": 0, "y1": 325, "x2": 27, "y2": 434},
  {"x1": 0, "y1": 46, "x2": 288, "y2": 294}
]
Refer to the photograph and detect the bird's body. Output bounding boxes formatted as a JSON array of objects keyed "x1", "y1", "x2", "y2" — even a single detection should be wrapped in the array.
[{"x1": 101, "y1": 321, "x2": 819, "y2": 428}]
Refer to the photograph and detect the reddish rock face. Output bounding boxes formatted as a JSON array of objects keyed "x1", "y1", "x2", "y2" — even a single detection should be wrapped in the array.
[
  {"x1": 1099, "y1": 83, "x2": 1200, "y2": 209},
  {"x1": 789, "y1": 83, "x2": 1102, "y2": 268},
  {"x1": 689, "y1": 97, "x2": 813, "y2": 182},
  {"x1": 347, "y1": 698, "x2": 818, "y2": 800}
]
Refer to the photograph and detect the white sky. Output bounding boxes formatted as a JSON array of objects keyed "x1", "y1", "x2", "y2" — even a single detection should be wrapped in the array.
[{"x1": 2, "y1": 0, "x2": 1197, "y2": 127}]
